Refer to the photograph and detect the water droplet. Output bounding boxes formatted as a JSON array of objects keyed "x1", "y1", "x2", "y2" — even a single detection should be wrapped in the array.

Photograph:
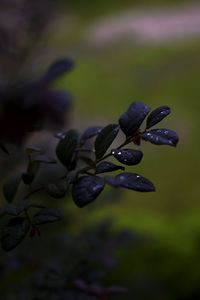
[
  {"x1": 118, "y1": 151, "x2": 122, "y2": 155},
  {"x1": 164, "y1": 130, "x2": 168, "y2": 135},
  {"x1": 147, "y1": 133, "x2": 151, "y2": 136},
  {"x1": 111, "y1": 151, "x2": 115, "y2": 155},
  {"x1": 136, "y1": 175, "x2": 140, "y2": 178},
  {"x1": 119, "y1": 175, "x2": 125, "y2": 180}
]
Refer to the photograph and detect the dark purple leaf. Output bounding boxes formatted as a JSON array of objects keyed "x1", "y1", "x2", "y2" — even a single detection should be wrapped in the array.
[
  {"x1": 72, "y1": 176, "x2": 105, "y2": 207},
  {"x1": 0, "y1": 202, "x2": 27, "y2": 217},
  {"x1": 111, "y1": 148, "x2": 143, "y2": 165},
  {"x1": 106, "y1": 172, "x2": 155, "y2": 192},
  {"x1": 46, "y1": 180, "x2": 69, "y2": 198},
  {"x1": 80, "y1": 126, "x2": 102, "y2": 145},
  {"x1": 146, "y1": 105, "x2": 171, "y2": 129},
  {"x1": 95, "y1": 162, "x2": 125, "y2": 174},
  {"x1": 32, "y1": 208, "x2": 61, "y2": 225},
  {"x1": 116, "y1": 172, "x2": 155, "y2": 192},
  {"x1": 105, "y1": 176, "x2": 120, "y2": 187},
  {"x1": 142, "y1": 128, "x2": 179, "y2": 146},
  {"x1": 119, "y1": 102, "x2": 150, "y2": 137},
  {"x1": 56, "y1": 129, "x2": 79, "y2": 167},
  {"x1": 43, "y1": 58, "x2": 74, "y2": 84},
  {"x1": 32, "y1": 155, "x2": 57, "y2": 164},
  {"x1": 1, "y1": 217, "x2": 30, "y2": 251},
  {"x1": 95, "y1": 124, "x2": 119, "y2": 159}
]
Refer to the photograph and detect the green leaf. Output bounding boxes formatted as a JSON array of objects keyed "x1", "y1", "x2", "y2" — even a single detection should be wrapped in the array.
[
  {"x1": 1, "y1": 217, "x2": 30, "y2": 251},
  {"x1": 56, "y1": 129, "x2": 79, "y2": 168},
  {"x1": 3, "y1": 174, "x2": 21, "y2": 203},
  {"x1": 95, "y1": 124, "x2": 119, "y2": 159},
  {"x1": 32, "y1": 208, "x2": 61, "y2": 225}
]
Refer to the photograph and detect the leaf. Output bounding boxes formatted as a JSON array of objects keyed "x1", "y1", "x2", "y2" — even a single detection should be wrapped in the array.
[
  {"x1": 146, "y1": 106, "x2": 171, "y2": 129},
  {"x1": 3, "y1": 174, "x2": 21, "y2": 203},
  {"x1": 32, "y1": 208, "x2": 61, "y2": 225},
  {"x1": 32, "y1": 155, "x2": 57, "y2": 164},
  {"x1": 56, "y1": 129, "x2": 79, "y2": 167},
  {"x1": 1, "y1": 217, "x2": 30, "y2": 251},
  {"x1": 95, "y1": 162, "x2": 125, "y2": 174},
  {"x1": 111, "y1": 149, "x2": 143, "y2": 166},
  {"x1": 72, "y1": 176, "x2": 105, "y2": 207},
  {"x1": 95, "y1": 124, "x2": 119, "y2": 159},
  {"x1": 46, "y1": 180, "x2": 70, "y2": 198},
  {"x1": 44, "y1": 58, "x2": 74, "y2": 84},
  {"x1": 106, "y1": 172, "x2": 155, "y2": 192},
  {"x1": 142, "y1": 129, "x2": 179, "y2": 147},
  {"x1": 80, "y1": 126, "x2": 102, "y2": 145},
  {"x1": 119, "y1": 102, "x2": 150, "y2": 137},
  {"x1": 105, "y1": 176, "x2": 121, "y2": 187},
  {"x1": 0, "y1": 202, "x2": 27, "y2": 217}
]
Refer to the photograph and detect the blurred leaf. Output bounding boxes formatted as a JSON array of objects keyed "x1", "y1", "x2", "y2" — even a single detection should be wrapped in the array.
[
  {"x1": 3, "y1": 174, "x2": 21, "y2": 203},
  {"x1": 43, "y1": 58, "x2": 74, "y2": 84},
  {"x1": 119, "y1": 102, "x2": 150, "y2": 137},
  {"x1": 106, "y1": 172, "x2": 155, "y2": 192},
  {"x1": 47, "y1": 180, "x2": 70, "y2": 198},
  {"x1": 56, "y1": 129, "x2": 79, "y2": 168},
  {"x1": 111, "y1": 148, "x2": 143, "y2": 165},
  {"x1": 95, "y1": 161, "x2": 124, "y2": 174},
  {"x1": 32, "y1": 208, "x2": 61, "y2": 225},
  {"x1": 146, "y1": 105, "x2": 171, "y2": 129},
  {"x1": 1, "y1": 217, "x2": 30, "y2": 251},
  {"x1": 32, "y1": 154, "x2": 57, "y2": 164},
  {"x1": 142, "y1": 129, "x2": 179, "y2": 146},
  {"x1": 95, "y1": 124, "x2": 119, "y2": 159},
  {"x1": 80, "y1": 126, "x2": 102, "y2": 145},
  {"x1": 72, "y1": 176, "x2": 105, "y2": 207},
  {"x1": 0, "y1": 202, "x2": 27, "y2": 217}
]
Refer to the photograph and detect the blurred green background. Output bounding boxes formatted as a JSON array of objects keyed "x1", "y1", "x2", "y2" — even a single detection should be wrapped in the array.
[{"x1": 1, "y1": 0, "x2": 200, "y2": 299}]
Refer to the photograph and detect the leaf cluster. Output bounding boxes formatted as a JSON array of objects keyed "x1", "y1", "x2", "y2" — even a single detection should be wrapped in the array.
[{"x1": 0, "y1": 101, "x2": 179, "y2": 251}]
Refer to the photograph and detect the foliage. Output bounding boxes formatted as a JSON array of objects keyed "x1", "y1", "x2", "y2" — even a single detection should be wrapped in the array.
[{"x1": 0, "y1": 77, "x2": 179, "y2": 251}]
